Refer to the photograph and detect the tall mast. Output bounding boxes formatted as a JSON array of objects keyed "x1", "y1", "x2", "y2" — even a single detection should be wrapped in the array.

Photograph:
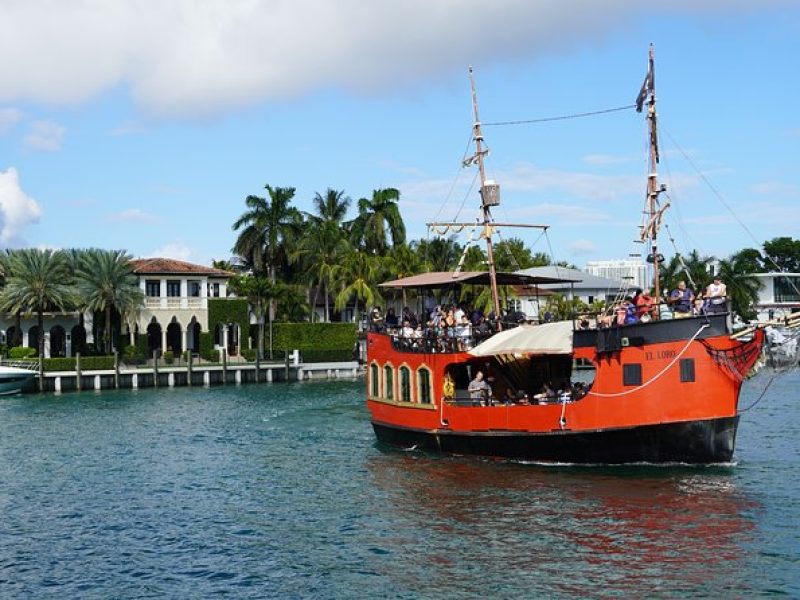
[
  {"x1": 468, "y1": 66, "x2": 503, "y2": 329},
  {"x1": 638, "y1": 44, "x2": 667, "y2": 316}
]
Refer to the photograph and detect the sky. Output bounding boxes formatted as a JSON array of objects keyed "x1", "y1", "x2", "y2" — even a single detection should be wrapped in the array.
[{"x1": 0, "y1": 0, "x2": 798, "y2": 268}]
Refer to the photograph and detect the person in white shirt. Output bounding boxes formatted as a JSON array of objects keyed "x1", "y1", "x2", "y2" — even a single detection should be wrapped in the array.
[{"x1": 705, "y1": 276, "x2": 728, "y2": 314}]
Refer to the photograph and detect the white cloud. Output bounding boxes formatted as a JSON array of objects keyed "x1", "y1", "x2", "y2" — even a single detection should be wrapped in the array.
[
  {"x1": 23, "y1": 120, "x2": 66, "y2": 151},
  {"x1": 750, "y1": 181, "x2": 800, "y2": 197},
  {"x1": 108, "y1": 208, "x2": 157, "y2": 224},
  {"x1": 0, "y1": 167, "x2": 44, "y2": 246},
  {"x1": 582, "y1": 153, "x2": 636, "y2": 166},
  {"x1": 148, "y1": 242, "x2": 192, "y2": 262},
  {"x1": 568, "y1": 239, "x2": 598, "y2": 255},
  {"x1": 108, "y1": 121, "x2": 146, "y2": 136},
  {"x1": 0, "y1": 107, "x2": 23, "y2": 133},
  {"x1": 0, "y1": 1, "x2": 791, "y2": 117}
]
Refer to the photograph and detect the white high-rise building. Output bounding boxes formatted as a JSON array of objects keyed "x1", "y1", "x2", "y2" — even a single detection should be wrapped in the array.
[{"x1": 585, "y1": 260, "x2": 649, "y2": 290}]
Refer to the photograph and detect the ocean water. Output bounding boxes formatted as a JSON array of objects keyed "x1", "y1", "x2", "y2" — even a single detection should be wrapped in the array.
[{"x1": 0, "y1": 370, "x2": 797, "y2": 598}]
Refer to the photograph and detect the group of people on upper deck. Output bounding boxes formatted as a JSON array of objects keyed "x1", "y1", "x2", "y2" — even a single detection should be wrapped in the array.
[
  {"x1": 369, "y1": 303, "x2": 524, "y2": 352},
  {"x1": 598, "y1": 276, "x2": 728, "y2": 327}
]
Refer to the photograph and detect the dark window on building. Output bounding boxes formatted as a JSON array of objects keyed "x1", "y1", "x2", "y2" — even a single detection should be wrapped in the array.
[
  {"x1": 145, "y1": 280, "x2": 160, "y2": 297},
  {"x1": 587, "y1": 295, "x2": 594, "y2": 304},
  {"x1": 209, "y1": 282, "x2": 220, "y2": 298},
  {"x1": 775, "y1": 276, "x2": 800, "y2": 303},
  {"x1": 188, "y1": 281, "x2": 201, "y2": 297},
  {"x1": 418, "y1": 368, "x2": 432, "y2": 404},
  {"x1": 167, "y1": 281, "x2": 181, "y2": 297},
  {"x1": 680, "y1": 358, "x2": 696, "y2": 383},
  {"x1": 400, "y1": 366, "x2": 412, "y2": 402},
  {"x1": 623, "y1": 363, "x2": 642, "y2": 386},
  {"x1": 370, "y1": 364, "x2": 379, "y2": 397},
  {"x1": 384, "y1": 365, "x2": 394, "y2": 400}
]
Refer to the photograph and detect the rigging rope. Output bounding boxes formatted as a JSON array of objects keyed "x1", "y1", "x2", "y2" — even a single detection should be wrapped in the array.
[{"x1": 483, "y1": 104, "x2": 636, "y2": 127}]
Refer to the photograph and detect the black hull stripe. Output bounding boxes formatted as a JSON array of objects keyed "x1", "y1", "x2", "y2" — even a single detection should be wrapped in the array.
[{"x1": 372, "y1": 416, "x2": 739, "y2": 464}]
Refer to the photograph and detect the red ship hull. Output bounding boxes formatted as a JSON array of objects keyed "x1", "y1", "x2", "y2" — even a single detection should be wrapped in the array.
[{"x1": 366, "y1": 315, "x2": 764, "y2": 464}]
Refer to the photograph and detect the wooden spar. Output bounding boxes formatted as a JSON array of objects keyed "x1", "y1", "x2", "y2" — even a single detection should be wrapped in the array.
[
  {"x1": 730, "y1": 312, "x2": 800, "y2": 339},
  {"x1": 427, "y1": 222, "x2": 549, "y2": 229},
  {"x1": 468, "y1": 66, "x2": 503, "y2": 329}
]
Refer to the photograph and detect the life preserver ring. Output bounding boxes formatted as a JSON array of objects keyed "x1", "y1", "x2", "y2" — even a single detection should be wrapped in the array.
[{"x1": 443, "y1": 373, "x2": 455, "y2": 399}]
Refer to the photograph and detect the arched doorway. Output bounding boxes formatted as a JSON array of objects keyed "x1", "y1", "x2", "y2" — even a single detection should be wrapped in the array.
[
  {"x1": 147, "y1": 319, "x2": 162, "y2": 355},
  {"x1": 187, "y1": 318, "x2": 201, "y2": 353},
  {"x1": 6, "y1": 326, "x2": 19, "y2": 348},
  {"x1": 50, "y1": 325, "x2": 66, "y2": 358},
  {"x1": 28, "y1": 326, "x2": 41, "y2": 355},
  {"x1": 71, "y1": 325, "x2": 87, "y2": 356},
  {"x1": 166, "y1": 319, "x2": 182, "y2": 354}
]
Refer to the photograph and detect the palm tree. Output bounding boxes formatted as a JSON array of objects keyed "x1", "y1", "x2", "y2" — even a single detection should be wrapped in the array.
[
  {"x1": 232, "y1": 185, "x2": 303, "y2": 281},
  {"x1": 350, "y1": 188, "x2": 406, "y2": 254},
  {"x1": 717, "y1": 251, "x2": 762, "y2": 320},
  {"x1": 294, "y1": 221, "x2": 350, "y2": 322},
  {"x1": 309, "y1": 188, "x2": 351, "y2": 225},
  {"x1": 74, "y1": 249, "x2": 144, "y2": 353},
  {"x1": 335, "y1": 250, "x2": 382, "y2": 324},
  {"x1": 230, "y1": 274, "x2": 273, "y2": 360},
  {"x1": 412, "y1": 237, "x2": 463, "y2": 272},
  {"x1": 382, "y1": 243, "x2": 426, "y2": 309},
  {"x1": 0, "y1": 249, "x2": 73, "y2": 382}
]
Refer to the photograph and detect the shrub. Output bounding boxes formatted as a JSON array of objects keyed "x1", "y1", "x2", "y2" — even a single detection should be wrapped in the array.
[
  {"x1": 122, "y1": 344, "x2": 142, "y2": 365},
  {"x1": 135, "y1": 334, "x2": 150, "y2": 359},
  {"x1": 9, "y1": 346, "x2": 37, "y2": 359},
  {"x1": 240, "y1": 348, "x2": 256, "y2": 362},
  {"x1": 163, "y1": 350, "x2": 174, "y2": 365}
]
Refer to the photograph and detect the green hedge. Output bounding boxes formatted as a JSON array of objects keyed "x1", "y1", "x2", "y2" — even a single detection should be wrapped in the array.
[
  {"x1": 273, "y1": 323, "x2": 357, "y2": 353},
  {"x1": 135, "y1": 333, "x2": 149, "y2": 358},
  {"x1": 240, "y1": 348, "x2": 256, "y2": 362},
  {"x1": 199, "y1": 331, "x2": 216, "y2": 361},
  {"x1": 300, "y1": 348, "x2": 356, "y2": 363}
]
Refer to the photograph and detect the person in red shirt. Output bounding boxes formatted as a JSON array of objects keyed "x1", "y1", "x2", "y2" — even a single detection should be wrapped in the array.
[{"x1": 633, "y1": 288, "x2": 656, "y2": 322}]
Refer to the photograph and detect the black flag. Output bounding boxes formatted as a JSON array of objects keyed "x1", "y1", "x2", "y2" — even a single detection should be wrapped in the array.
[{"x1": 635, "y1": 69, "x2": 652, "y2": 113}]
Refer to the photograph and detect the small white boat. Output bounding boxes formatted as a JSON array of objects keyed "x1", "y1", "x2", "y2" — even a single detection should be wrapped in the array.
[{"x1": 0, "y1": 365, "x2": 36, "y2": 395}]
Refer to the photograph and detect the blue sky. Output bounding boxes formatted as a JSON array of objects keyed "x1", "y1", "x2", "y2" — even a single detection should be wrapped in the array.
[{"x1": 0, "y1": 1, "x2": 797, "y2": 267}]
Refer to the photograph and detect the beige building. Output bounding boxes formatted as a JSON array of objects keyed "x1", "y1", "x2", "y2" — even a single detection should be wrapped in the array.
[{"x1": 131, "y1": 258, "x2": 236, "y2": 354}]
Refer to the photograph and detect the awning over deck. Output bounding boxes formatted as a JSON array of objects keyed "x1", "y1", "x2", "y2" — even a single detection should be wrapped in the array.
[
  {"x1": 379, "y1": 271, "x2": 577, "y2": 290},
  {"x1": 468, "y1": 321, "x2": 574, "y2": 356}
]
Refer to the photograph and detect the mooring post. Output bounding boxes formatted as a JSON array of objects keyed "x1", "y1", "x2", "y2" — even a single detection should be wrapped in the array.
[
  {"x1": 187, "y1": 350, "x2": 193, "y2": 387},
  {"x1": 255, "y1": 353, "x2": 261, "y2": 384},
  {"x1": 153, "y1": 350, "x2": 159, "y2": 388},
  {"x1": 113, "y1": 350, "x2": 120, "y2": 389},
  {"x1": 76, "y1": 352, "x2": 82, "y2": 392},
  {"x1": 38, "y1": 352, "x2": 44, "y2": 393},
  {"x1": 222, "y1": 348, "x2": 227, "y2": 384},
  {"x1": 284, "y1": 351, "x2": 290, "y2": 381}
]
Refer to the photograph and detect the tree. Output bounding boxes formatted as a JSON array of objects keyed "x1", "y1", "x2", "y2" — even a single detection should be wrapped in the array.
[
  {"x1": 232, "y1": 185, "x2": 303, "y2": 281},
  {"x1": 230, "y1": 274, "x2": 273, "y2": 360},
  {"x1": 335, "y1": 251, "x2": 382, "y2": 324},
  {"x1": 74, "y1": 249, "x2": 144, "y2": 353},
  {"x1": 309, "y1": 188, "x2": 351, "y2": 225},
  {"x1": 494, "y1": 237, "x2": 538, "y2": 271},
  {"x1": 350, "y1": 188, "x2": 406, "y2": 254},
  {"x1": 762, "y1": 236, "x2": 800, "y2": 272},
  {"x1": 0, "y1": 249, "x2": 73, "y2": 384},
  {"x1": 732, "y1": 248, "x2": 764, "y2": 274},
  {"x1": 717, "y1": 253, "x2": 761, "y2": 321},
  {"x1": 412, "y1": 237, "x2": 463, "y2": 272},
  {"x1": 293, "y1": 221, "x2": 350, "y2": 322}
]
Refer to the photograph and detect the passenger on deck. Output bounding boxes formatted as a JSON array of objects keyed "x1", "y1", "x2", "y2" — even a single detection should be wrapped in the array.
[
  {"x1": 668, "y1": 281, "x2": 695, "y2": 319},
  {"x1": 503, "y1": 387, "x2": 517, "y2": 404},
  {"x1": 385, "y1": 308, "x2": 398, "y2": 328},
  {"x1": 370, "y1": 307, "x2": 384, "y2": 332},
  {"x1": 517, "y1": 390, "x2": 530, "y2": 405},
  {"x1": 468, "y1": 371, "x2": 491, "y2": 406},
  {"x1": 705, "y1": 276, "x2": 728, "y2": 314},
  {"x1": 634, "y1": 288, "x2": 656, "y2": 322}
]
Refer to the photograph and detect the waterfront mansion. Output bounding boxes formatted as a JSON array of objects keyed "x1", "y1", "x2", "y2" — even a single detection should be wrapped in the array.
[{"x1": 0, "y1": 258, "x2": 237, "y2": 358}]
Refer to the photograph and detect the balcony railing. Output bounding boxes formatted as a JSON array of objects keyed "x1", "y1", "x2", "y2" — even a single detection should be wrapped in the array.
[{"x1": 144, "y1": 297, "x2": 209, "y2": 310}]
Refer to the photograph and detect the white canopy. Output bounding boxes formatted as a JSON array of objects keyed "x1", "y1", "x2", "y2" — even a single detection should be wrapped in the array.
[{"x1": 468, "y1": 321, "x2": 574, "y2": 357}]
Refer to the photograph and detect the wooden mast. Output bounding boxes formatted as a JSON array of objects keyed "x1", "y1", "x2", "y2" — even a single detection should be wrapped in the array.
[
  {"x1": 468, "y1": 66, "x2": 503, "y2": 329},
  {"x1": 646, "y1": 44, "x2": 661, "y2": 312}
]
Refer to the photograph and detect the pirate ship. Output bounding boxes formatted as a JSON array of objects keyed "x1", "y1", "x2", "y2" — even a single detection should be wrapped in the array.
[{"x1": 365, "y1": 47, "x2": 765, "y2": 463}]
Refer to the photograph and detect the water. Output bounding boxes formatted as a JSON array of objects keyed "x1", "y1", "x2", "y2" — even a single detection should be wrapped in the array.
[{"x1": 0, "y1": 371, "x2": 798, "y2": 598}]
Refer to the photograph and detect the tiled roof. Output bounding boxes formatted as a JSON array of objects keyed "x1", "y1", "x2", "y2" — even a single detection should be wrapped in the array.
[{"x1": 131, "y1": 258, "x2": 234, "y2": 277}]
